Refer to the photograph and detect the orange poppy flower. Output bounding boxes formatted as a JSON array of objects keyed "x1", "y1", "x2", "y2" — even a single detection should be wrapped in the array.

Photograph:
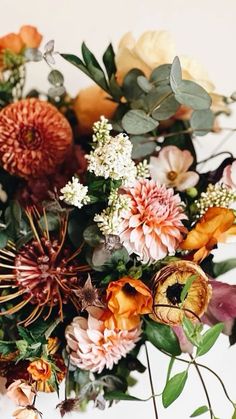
[
  {"x1": 19, "y1": 25, "x2": 42, "y2": 49},
  {"x1": 106, "y1": 277, "x2": 153, "y2": 330},
  {"x1": 73, "y1": 84, "x2": 117, "y2": 135},
  {"x1": 27, "y1": 359, "x2": 52, "y2": 382},
  {"x1": 180, "y1": 207, "x2": 236, "y2": 262}
]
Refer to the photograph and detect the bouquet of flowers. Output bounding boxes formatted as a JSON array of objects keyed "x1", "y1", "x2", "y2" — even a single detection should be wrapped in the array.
[{"x1": 0, "y1": 25, "x2": 235, "y2": 419}]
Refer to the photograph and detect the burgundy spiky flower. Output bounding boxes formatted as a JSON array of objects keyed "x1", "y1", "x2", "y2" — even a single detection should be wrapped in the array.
[
  {"x1": 0, "y1": 210, "x2": 89, "y2": 325},
  {"x1": 0, "y1": 98, "x2": 72, "y2": 178}
]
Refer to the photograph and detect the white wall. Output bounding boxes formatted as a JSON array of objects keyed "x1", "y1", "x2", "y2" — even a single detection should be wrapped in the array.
[{"x1": 0, "y1": 1, "x2": 236, "y2": 418}]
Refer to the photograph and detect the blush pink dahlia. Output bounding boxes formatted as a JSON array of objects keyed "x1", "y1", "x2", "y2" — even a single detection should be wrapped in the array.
[
  {"x1": 65, "y1": 309, "x2": 141, "y2": 373},
  {"x1": 119, "y1": 179, "x2": 187, "y2": 263}
]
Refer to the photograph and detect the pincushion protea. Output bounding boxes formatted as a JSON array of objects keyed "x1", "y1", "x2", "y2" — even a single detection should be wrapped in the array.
[
  {"x1": 66, "y1": 308, "x2": 141, "y2": 373},
  {"x1": 0, "y1": 209, "x2": 89, "y2": 325},
  {"x1": 150, "y1": 260, "x2": 212, "y2": 325},
  {"x1": 0, "y1": 99, "x2": 72, "y2": 178},
  {"x1": 119, "y1": 179, "x2": 187, "y2": 264}
]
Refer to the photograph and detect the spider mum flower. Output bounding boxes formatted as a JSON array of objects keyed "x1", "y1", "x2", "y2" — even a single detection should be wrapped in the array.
[
  {"x1": 0, "y1": 99, "x2": 72, "y2": 178},
  {"x1": 119, "y1": 179, "x2": 187, "y2": 263},
  {"x1": 0, "y1": 211, "x2": 89, "y2": 325},
  {"x1": 65, "y1": 308, "x2": 141, "y2": 373},
  {"x1": 150, "y1": 260, "x2": 211, "y2": 325}
]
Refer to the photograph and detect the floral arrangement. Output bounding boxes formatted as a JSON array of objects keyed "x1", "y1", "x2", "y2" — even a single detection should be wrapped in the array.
[{"x1": 0, "y1": 25, "x2": 235, "y2": 419}]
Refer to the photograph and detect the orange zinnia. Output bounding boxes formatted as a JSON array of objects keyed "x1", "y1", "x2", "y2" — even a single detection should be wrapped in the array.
[
  {"x1": 106, "y1": 277, "x2": 153, "y2": 330},
  {"x1": 180, "y1": 207, "x2": 236, "y2": 262}
]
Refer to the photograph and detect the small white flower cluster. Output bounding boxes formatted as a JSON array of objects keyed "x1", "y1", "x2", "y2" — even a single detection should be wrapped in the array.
[
  {"x1": 92, "y1": 115, "x2": 112, "y2": 145},
  {"x1": 94, "y1": 189, "x2": 131, "y2": 235},
  {"x1": 60, "y1": 176, "x2": 90, "y2": 209},
  {"x1": 87, "y1": 117, "x2": 137, "y2": 186},
  {"x1": 136, "y1": 159, "x2": 150, "y2": 179},
  {"x1": 195, "y1": 183, "x2": 236, "y2": 216}
]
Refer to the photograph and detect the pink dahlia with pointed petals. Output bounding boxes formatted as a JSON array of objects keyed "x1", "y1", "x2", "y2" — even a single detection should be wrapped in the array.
[
  {"x1": 119, "y1": 179, "x2": 187, "y2": 263},
  {"x1": 65, "y1": 309, "x2": 141, "y2": 373}
]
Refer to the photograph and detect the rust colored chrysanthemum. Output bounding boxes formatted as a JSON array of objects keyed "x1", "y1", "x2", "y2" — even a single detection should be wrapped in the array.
[
  {"x1": 0, "y1": 99, "x2": 72, "y2": 178},
  {"x1": 0, "y1": 210, "x2": 89, "y2": 325},
  {"x1": 150, "y1": 260, "x2": 212, "y2": 325}
]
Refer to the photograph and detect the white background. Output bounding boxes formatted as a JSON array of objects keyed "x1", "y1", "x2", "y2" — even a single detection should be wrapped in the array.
[{"x1": 0, "y1": 1, "x2": 236, "y2": 418}]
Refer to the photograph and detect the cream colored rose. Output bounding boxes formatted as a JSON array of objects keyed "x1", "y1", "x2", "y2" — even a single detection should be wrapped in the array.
[{"x1": 115, "y1": 31, "x2": 229, "y2": 115}]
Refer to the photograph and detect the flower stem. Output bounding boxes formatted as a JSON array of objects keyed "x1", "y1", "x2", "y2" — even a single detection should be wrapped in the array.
[
  {"x1": 144, "y1": 343, "x2": 159, "y2": 419},
  {"x1": 189, "y1": 355, "x2": 213, "y2": 419}
]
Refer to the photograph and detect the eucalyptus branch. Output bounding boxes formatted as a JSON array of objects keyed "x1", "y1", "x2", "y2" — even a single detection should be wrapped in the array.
[
  {"x1": 145, "y1": 343, "x2": 159, "y2": 419},
  {"x1": 189, "y1": 355, "x2": 213, "y2": 419}
]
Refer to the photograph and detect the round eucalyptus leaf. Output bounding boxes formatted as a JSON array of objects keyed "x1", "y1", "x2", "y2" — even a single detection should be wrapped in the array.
[
  {"x1": 24, "y1": 48, "x2": 43, "y2": 62},
  {"x1": 152, "y1": 94, "x2": 180, "y2": 120},
  {"x1": 174, "y1": 80, "x2": 212, "y2": 110},
  {"x1": 130, "y1": 135, "x2": 157, "y2": 159},
  {"x1": 48, "y1": 86, "x2": 66, "y2": 98},
  {"x1": 122, "y1": 69, "x2": 145, "y2": 101},
  {"x1": 170, "y1": 56, "x2": 182, "y2": 92},
  {"x1": 137, "y1": 76, "x2": 153, "y2": 92},
  {"x1": 48, "y1": 69, "x2": 64, "y2": 86},
  {"x1": 190, "y1": 109, "x2": 214, "y2": 136},
  {"x1": 122, "y1": 110, "x2": 158, "y2": 135},
  {"x1": 144, "y1": 85, "x2": 172, "y2": 112},
  {"x1": 150, "y1": 64, "x2": 171, "y2": 85}
]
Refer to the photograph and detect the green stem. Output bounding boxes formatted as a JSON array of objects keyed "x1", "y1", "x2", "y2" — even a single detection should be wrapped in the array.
[
  {"x1": 145, "y1": 343, "x2": 159, "y2": 419},
  {"x1": 190, "y1": 355, "x2": 213, "y2": 419}
]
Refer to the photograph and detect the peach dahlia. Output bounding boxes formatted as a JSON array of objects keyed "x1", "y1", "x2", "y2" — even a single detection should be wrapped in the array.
[{"x1": 0, "y1": 98, "x2": 72, "y2": 178}]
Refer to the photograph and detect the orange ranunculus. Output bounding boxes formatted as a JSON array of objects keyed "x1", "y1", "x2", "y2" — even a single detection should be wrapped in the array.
[
  {"x1": 0, "y1": 32, "x2": 24, "y2": 54},
  {"x1": 180, "y1": 207, "x2": 236, "y2": 262},
  {"x1": 73, "y1": 84, "x2": 117, "y2": 135},
  {"x1": 106, "y1": 277, "x2": 153, "y2": 330},
  {"x1": 27, "y1": 359, "x2": 52, "y2": 382},
  {"x1": 19, "y1": 25, "x2": 42, "y2": 49}
]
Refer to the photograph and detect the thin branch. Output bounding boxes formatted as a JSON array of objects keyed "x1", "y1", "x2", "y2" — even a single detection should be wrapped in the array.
[
  {"x1": 189, "y1": 355, "x2": 213, "y2": 419},
  {"x1": 145, "y1": 343, "x2": 159, "y2": 419}
]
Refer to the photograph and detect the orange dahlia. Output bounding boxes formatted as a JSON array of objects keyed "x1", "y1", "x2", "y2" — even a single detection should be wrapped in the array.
[{"x1": 0, "y1": 99, "x2": 72, "y2": 178}]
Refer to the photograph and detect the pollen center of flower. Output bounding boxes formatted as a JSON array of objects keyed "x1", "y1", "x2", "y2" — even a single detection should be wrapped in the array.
[
  {"x1": 19, "y1": 125, "x2": 42, "y2": 150},
  {"x1": 166, "y1": 283, "x2": 185, "y2": 305},
  {"x1": 167, "y1": 170, "x2": 178, "y2": 181},
  {"x1": 122, "y1": 283, "x2": 137, "y2": 296}
]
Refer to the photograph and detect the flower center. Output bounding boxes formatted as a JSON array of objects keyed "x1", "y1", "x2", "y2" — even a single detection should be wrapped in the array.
[
  {"x1": 122, "y1": 283, "x2": 137, "y2": 296},
  {"x1": 19, "y1": 125, "x2": 42, "y2": 150},
  {"x1": 166, "y1": 283, "x2": 185, "y2": 305},
  {"x1": 167, "y1": 170, "x2": 178, "y2": 181}
]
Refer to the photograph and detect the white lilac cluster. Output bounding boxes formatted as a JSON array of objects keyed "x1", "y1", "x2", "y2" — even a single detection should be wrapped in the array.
[
  {"x1": 136, "y1": 159, "x2": 150, "y2": 179},
  {"x1": 86, "y1": 117, "x2": 137, "y2": 186},
  {"x1": 60, "y1": 176, "x2": 90, "y2": 208},
  {"x1": 195, "y1": 183, "x2": 236, "y2": 216},
  {"x1": 94, "y1": 189, "x2": 131, "y2": 235}
]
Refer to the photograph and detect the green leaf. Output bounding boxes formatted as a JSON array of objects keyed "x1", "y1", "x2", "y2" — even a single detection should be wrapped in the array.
[
  {"x1": 162, "y1": 370, "x2": 188, "y2": 408},
  {"x1": 102, "y1": 43, "x2": 116, "y2": 79},
  {"x1": 190, "y1": 109, "x2": 214, "y2": 136},
  {"x1": 182, "y1": 317, "x2": 202, "y2": 347},
  {"x1": 137, "y1": 76, "x2": 153, "y2": 92},
  {"x1": 122, "y1": 110, "x2": 158, "y2": 135},
  {"x1": 122, "y1": 69, "x2": 145, "y2": 101},
  {"x1": 180, "y1": 275, "x2": 197, "y2": 303},
  {"x1": 48, "y1": 69, "x2": 64, "y2": 86},
  {"x1": 150, "y1": 64, "x2": 171, "y2": 85},
  {"x1": 196, "y1": 323, "x2": 224, "y2": 357},
  {"x1": 83, "y1": 224, "x2": 103, "y2": 247},
  {"x1": 174, "y1": 80, "x2": 212, "y2": 110},
  {"x1": 232, "y1": 407, "x2": 236, "y2": 419},
  {"x1": 213, "y1": 259, "x2": 236, "y2": 277},
  {"x1": 144, "y1": 85, "x2": 172, "y2": 112},
  {"x1": 39, "y1": 212, "x2": 59, "y2": 232},
  {"x1": 152, "y1": 93, "x2": 180, "y2": 120},
  {"x1": 0, "y1": 231, "x2": 8, "y2": 248},
  {"x1": 190, "y1": 405, "x2": 209, "y2": 417},
  {"x1": 105, "y1": 391, "x2": 145, "y2": 401},
  {"x1": 145, "y1": 318, "x2": 181, "y2": 356},
  {"x1": 81, "y1": 42, "x2": 103, "y2": 72},
  {"x1": 166, "y1": 357, "x2": 175, "y2": 384},
  {"x1": 0, "y1": 340, "x2": 16, "y2": 355},
  {"x1": 130, "y1": 135, "x2": 157, "y2": 159},
  {"x1": 170, "y1": 56, "x2": 182, "y2": 92},
  {"x1": 60, "y1": 53, "x2": 90, "y2": 77}
]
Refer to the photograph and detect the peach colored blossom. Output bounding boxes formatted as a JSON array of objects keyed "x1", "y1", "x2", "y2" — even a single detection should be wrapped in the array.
[
  {"x1": 73, "y1": 84, "x2": 117, "y2": 135},
  {"x1": 65, "y1": 308, "x2": 141, "y2": 373},
  {"x1": 221, "y1": 161, "x2": 236, "y2": 190},
  {"x1": 27, "y1": 359, "x2": 52, "y2": 382},
  {"x1": 119, "y1": 179, "x2": 187, "y2": 264},
  {"x1": 0, "y1": 32, "x2": 23, "y2": 54},
  {"x1": 12, "y1": 407, "x2": 40, "y2": 419},
  {"x1": 149, "y1": 146, "x2": 199, "y2": 191},
  {"x1": 6, "y1": 380, "x2": 34, "y2": 406},
  {"x1": 19, "y1": 25, "x2": 42, "y2": 49}
]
